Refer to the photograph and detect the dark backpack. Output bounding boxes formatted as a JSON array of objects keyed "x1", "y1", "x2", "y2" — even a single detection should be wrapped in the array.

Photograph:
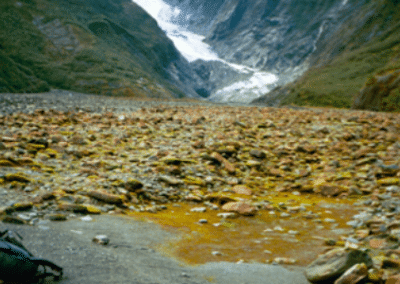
[{"x1": 0, "y1": 230, "x2": 63, "y2": 283}]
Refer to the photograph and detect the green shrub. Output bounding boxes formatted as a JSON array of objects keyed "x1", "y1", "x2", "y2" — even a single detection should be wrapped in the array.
[{"x1": 382, "y1": 88, "x2": 400, "y2": 111}]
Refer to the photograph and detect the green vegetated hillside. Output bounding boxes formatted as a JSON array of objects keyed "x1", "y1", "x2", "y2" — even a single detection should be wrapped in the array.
[
  {"x1": 277, "y1": 0, "x2": 400, "y2": 112},
  {"x1": 0, "y1": 0, "x2": 192, "y2": 98}
]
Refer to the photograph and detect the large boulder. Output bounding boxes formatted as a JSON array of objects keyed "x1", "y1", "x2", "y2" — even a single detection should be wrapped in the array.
[{"x1": 305, "y1": 248, "x2": 373, "y2": 284}]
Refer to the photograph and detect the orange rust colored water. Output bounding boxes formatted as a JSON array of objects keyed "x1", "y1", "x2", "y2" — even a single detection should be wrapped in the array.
[{"x1": 128, "y1": 192, "x2": 360, "y2": 266}]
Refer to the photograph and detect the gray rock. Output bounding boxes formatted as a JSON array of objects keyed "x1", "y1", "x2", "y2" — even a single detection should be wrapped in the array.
[
  {"x1": 17, "y1": 212, "x2": 38, "y2": 221},
  {"x1": 190, "y1": 207, "x2": 207, "y2": 213},
  {"x1": 305, "y1": 248, "x2": 372, "y2": 284},
  {"x1": 217, "y1": 212, "x2": 237, "y2": 219},
  {"x1": 334, "y1": 263, "x2": 368, "y2": 284},
  {"x1": 387, "y1": 186, "x2": 400, "y2": 192},
  {"x1": 346, "y1": 220, "x2": 362, "y2": 228},
  {"x1": 92, "y1": 235, "x2": 110, "y2": 245}
]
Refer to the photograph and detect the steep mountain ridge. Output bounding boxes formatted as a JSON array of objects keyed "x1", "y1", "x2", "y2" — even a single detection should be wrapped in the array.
[
  {"x1": 164, "y1": 0, "x2": 400, "y2": 111},
  {"x1": 2, "y1": 0, "x2": 399, "y2": 111},
  {"x1": 0, "y1": 0, "x2": 203, "y2": 98},
  {"x1": 165, "y1": 0, "x2": 360, "y2": 73},
  {"x1": 264, "y1": 0, "x2": 400, "y2": 111},
  {"x1": 161, "y1": 0, "x2": 226, "y2": 35}
]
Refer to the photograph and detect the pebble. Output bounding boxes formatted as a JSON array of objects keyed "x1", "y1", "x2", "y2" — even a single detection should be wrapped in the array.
[
  {"x1": 2, "y1": 216, "x2": 26, "y2": 224},
  {"x1": 274, "y1": 226, "x2": 285, "y2": 232},
  {"x1": 81, "y1": 216, "x2": 93, "y2": 222},
  {"x1": 377, "y1": 178, "x2": 400, "y2": 186},
  {"x1": 0, "y1": 92, "x2": 399, "y2": 284},
  {"x1": 369, "y1": 238, "x2": 386, "y2": 249},
  {"x1": 87, "y1": 191, "x2": 123, "y2": 205},
  {"x1": 190, "y1": 207, "x2": 207, "y2": 213},
  {"x1": 274, "y1": 257, "x2": 297, "y2": 265},
  {"x1": 180, "y1": 272, "x2": 190, "y2": 278},
  {"x1": 92, "y1": 235, "x2": 110, "y2": 245},
  {"x1": 249, "y1": 149, "x2": 266, "y2": 159},
  {"x1": 346, "y1": 220, "x2": 362, "y2": 228},
  {"x1": 159, "y1": 175, "x2": 182, "y2": 186},
  {"x1": 48, "y1": 214, "x2": 67, "y2": 221},
  {"x1": 17, "y1": 212, "x2": 37, "y2": 221},
  {"x1": 217, "y1": 212, "x2": 237, "y2": 219}
]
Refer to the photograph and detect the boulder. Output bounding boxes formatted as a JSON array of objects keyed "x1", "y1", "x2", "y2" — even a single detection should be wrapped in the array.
[
  {"x1": 87, "y1": 190, "x2": 124, "y2": 205},
  {"x1": 125, "y1": 178, "x2": 144, "y2": 191},
  {"x1": 232, "y1": 185, "x2": 252, "y2": 195},
  {"x1": 334, "y1": 263, "x2": 368, "y2": 284},
  {"x1": 222, "y1": 201, "x2": 257, "y2": 216},
  {"x1": 305, "y1": 248, "x2": 372, "y2": 283}
]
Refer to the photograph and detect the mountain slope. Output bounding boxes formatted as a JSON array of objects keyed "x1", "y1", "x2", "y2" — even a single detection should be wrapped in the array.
[
  {"x1": 265, "y1": 0, "x2": 400, "y2": 111},
  {"x1": 0, "y1": 0, "x2": 202, "y2": 98},
  {"x1": 214, "y1": 0, "x2": 400, "y2": 111},
  {"x1": 164, "y1": 0, "x2": 400, "y2": 111},
  {"x1": 168, "y1": 0, "x2": 363, "y2": 74}
]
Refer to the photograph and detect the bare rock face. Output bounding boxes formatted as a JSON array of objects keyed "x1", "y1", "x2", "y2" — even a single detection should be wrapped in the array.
[
  {"x1": 305, "y1": 248, "x2": 372, "y2": 284},
  {"x1": 165, "y1": 0, "x2": 370, "y2": 75},
  {"x1": 352, "y1": 70, "x2": 400, "y2": 112},
  {"x1": 33, "y1": 17, "x2": 82, "y2": 56}
]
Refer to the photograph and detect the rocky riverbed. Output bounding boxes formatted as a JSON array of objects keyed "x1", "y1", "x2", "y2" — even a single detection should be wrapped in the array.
[{"x1": 0, "y1": 91, "x2": 400, "y2": 284}]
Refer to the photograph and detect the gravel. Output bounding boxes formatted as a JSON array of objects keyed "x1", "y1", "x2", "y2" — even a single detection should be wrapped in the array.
[
  {"x1": 0, "y1": 90, "x2": 234, "y2": 116},
  {"x1": 1, "y1": 215, "x2": 309, "y2": 284},
  {"x1": 0, "y1": 90, "x2": 310, "y2": 284}
]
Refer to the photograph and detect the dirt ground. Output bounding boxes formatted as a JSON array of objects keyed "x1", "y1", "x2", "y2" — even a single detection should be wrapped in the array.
[{"x1": 1, "y1": 215, "x2": 309, "y2": 284}]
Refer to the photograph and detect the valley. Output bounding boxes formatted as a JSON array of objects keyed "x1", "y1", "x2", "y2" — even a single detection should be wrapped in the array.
[
  {"x1": 0, "y1": 91, "x2": 399, "y2": 283},
  {"x1": 1, "y1": 0, "x2": 399, "y2": 110},
  {"x1": 1, "y1": 2, "x2": 400, "y2": 281}
]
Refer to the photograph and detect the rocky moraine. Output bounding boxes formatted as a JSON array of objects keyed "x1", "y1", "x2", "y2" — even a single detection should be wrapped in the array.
[{"x1": 0, "y1": 91, "x2": 400, "y2": 284}]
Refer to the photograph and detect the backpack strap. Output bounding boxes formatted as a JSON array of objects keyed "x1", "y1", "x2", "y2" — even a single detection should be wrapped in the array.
[{"x1": 31, "y1": 258, "x2": 64, "y2": 280}]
